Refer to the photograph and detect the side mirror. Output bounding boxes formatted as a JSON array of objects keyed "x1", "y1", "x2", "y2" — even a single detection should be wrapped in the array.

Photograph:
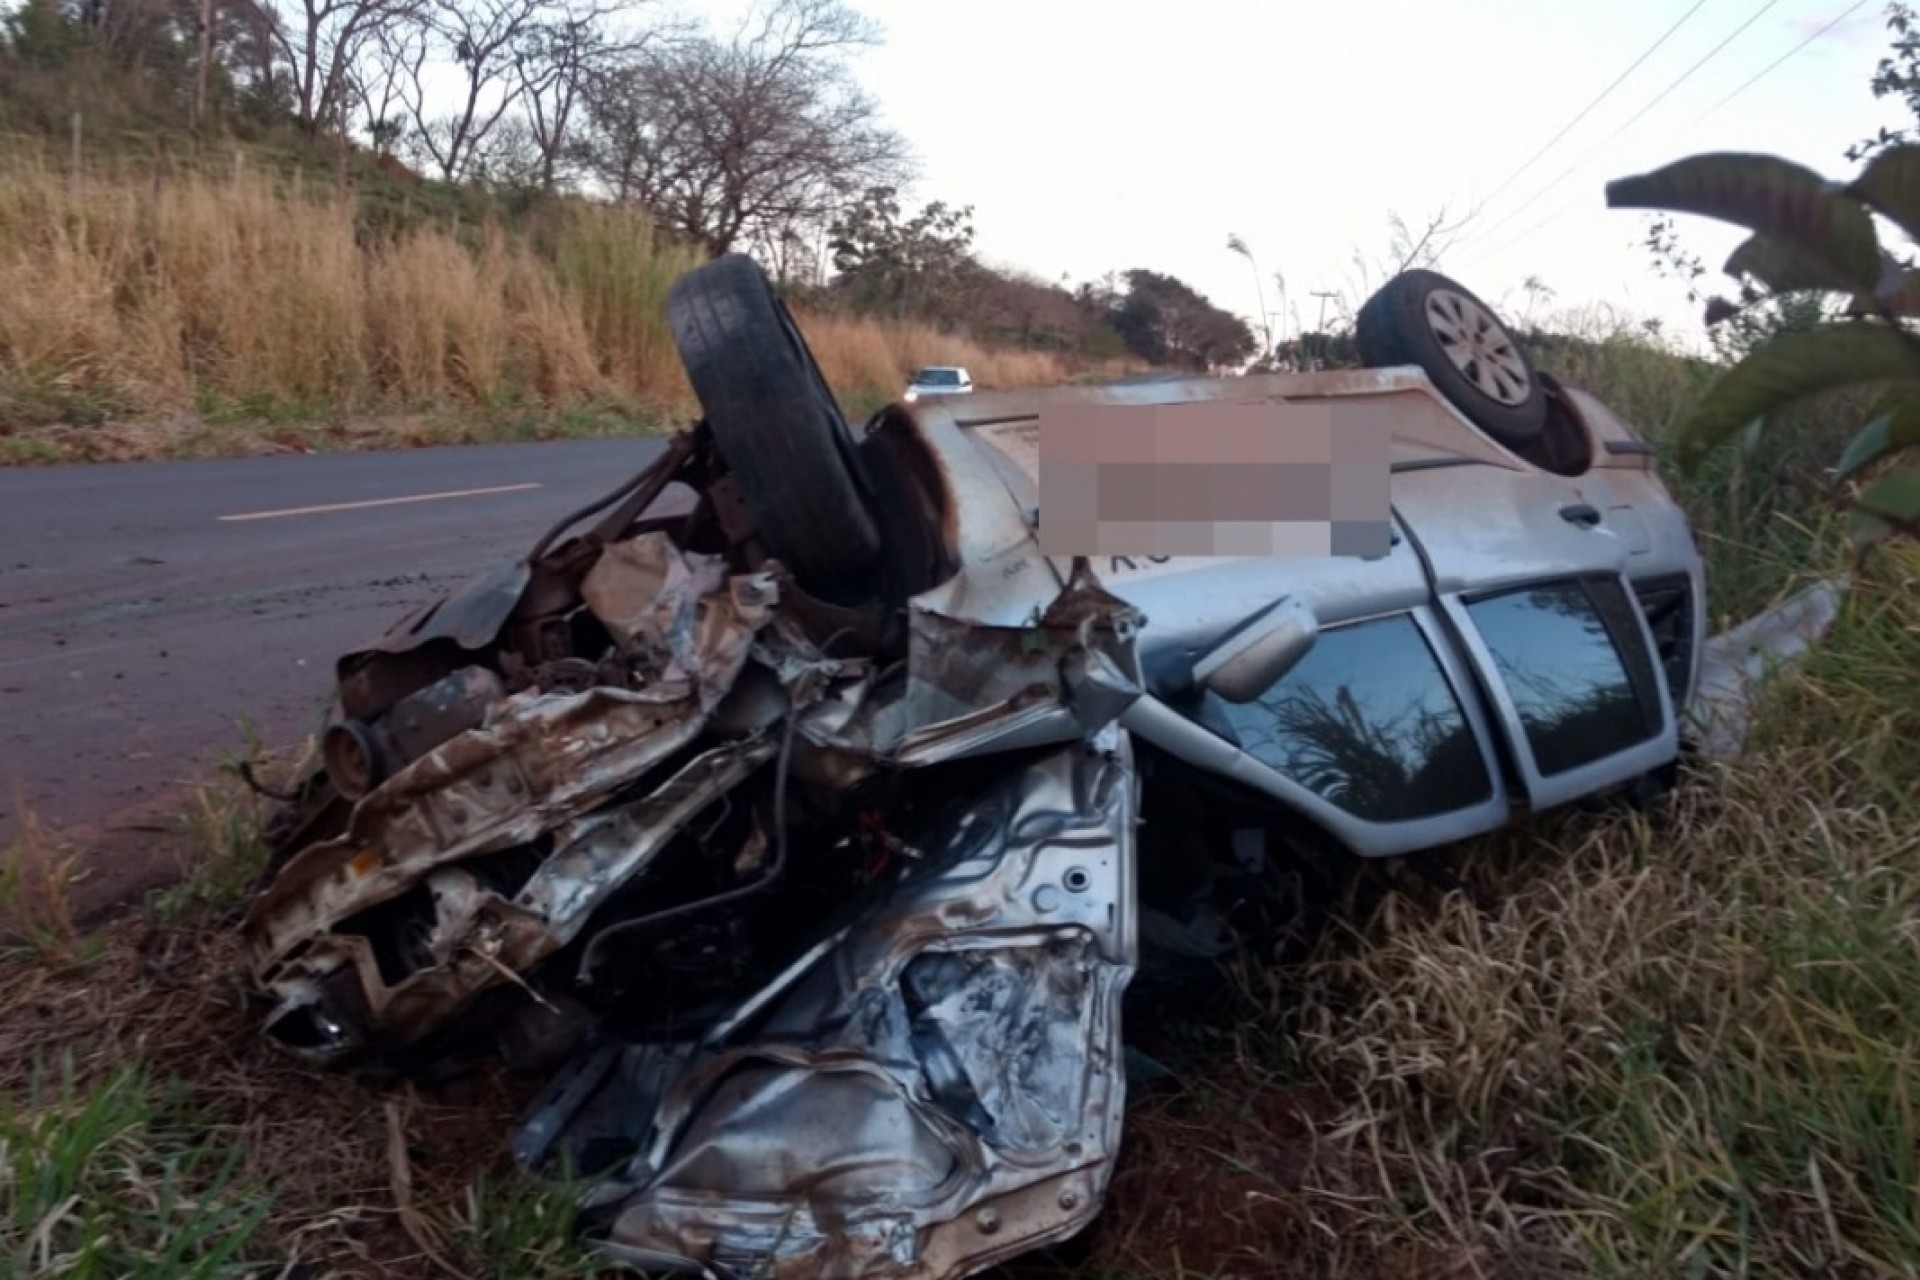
[{"x1": 1192, "y1": 596, "x2": 1318, "y2": 704}]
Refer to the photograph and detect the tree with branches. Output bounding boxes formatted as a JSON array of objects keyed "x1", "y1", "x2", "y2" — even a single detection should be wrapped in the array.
[
  {"x1": 392, "y1": 0, "x2": 547, "y2": 182},
  {"x1": 508, "y1": 0, "x2": 659, "y2": 190},
  {"x1": 578, "y1": 0, "x2": 912, "y2": 256},
  {"x1": 259, "y1": 0, "x2": 421, "y2": 139}
]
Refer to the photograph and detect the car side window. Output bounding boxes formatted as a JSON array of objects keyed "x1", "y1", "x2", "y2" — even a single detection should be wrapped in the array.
[
  {"x1": 1462, "y1": 579, "x2": 1662, "y2": 777},
  {"x1": 1203, "y1": 614, "x2": 1493, "y2": 822}
]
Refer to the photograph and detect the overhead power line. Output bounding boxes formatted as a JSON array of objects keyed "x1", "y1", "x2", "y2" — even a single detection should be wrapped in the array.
[
  {"x1": 1454, "y1": 0, "x2": 1782, "y2": 254},
  {"x1": 1690, "y1": 0, "x2": 1874, "y2": 127},
  {"x1": 1473, "y1": 0, "x2": 1712, "y2": 212},
  {"x1": 1453, "y1": 193, "x2": 1585, "y2": 273},
  {"x1": 1455, "y1": 0, "x2": 1872, "y2": 276}
]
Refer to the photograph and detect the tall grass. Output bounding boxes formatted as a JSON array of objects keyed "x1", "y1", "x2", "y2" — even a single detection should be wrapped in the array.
[
  {"x1": 1525, "y1": 303, "x2": 1717, "y2": 441},
  {"x1": 796, "y1": 309, "x2": 1083, "y2": 402},
  {"x1": 0, "y1": 152, "x2": 1097, "y2": 432}
]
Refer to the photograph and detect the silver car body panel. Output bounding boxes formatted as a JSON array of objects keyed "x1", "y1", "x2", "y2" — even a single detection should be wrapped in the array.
[
  {"x1": 543, "y1": 730, "x2": 1138, "y2": 1280},
  {"x1": 901, "y1": 365, "x2": 1707, "y2": 850},
  {"x1": 1686, "y1": 577, "x2": 1847, "y2": 759}
]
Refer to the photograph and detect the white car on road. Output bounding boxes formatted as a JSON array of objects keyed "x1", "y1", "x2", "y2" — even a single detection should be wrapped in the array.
[{"x1": 902, "y1": 365, "x2": 972, "y2": 400}]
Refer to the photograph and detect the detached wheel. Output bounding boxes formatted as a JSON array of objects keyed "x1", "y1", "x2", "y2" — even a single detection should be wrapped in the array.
[
  {"x1": 1356, "y1": 269, "x2": 1546, "y2": 449},
  {"x1": 668, "y1": 254, "x2": 881, "y2": 598}
]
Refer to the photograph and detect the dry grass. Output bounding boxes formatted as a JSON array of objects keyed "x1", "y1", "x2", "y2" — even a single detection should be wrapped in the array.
[
  {"x1": 0, "y1": 151, "x2": 1118, "y2": 460},
  {"x1": 0, "y1": 156, "x2": 682, "y2": 425},
  {"x1": 793, "y1": 310, "x2": 1090, "y2": 403},
  {"x1": 0, "y1": 800, "x2": 95, "y2": 967},
  {"x1": 0, "y1": 766, "x2": 590, "y2": 1278}
]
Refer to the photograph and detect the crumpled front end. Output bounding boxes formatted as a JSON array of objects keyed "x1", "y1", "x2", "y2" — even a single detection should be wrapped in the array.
[
  {"x1": 239, "y1": 426, "x2": 1146, "y2": 1076},
  {"x1": 239, "y1": 408, "x2": 1153, "y2": 1277},
  {"x1": 516, "y1": 729, "x2": 1139, "y2": 1280},
  {"x1": 241, "y1": 529, "x2": 794, "y2": 1065}
]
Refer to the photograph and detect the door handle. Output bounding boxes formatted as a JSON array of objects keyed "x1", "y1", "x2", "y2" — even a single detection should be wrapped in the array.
[{"x1": 1559, "y1": 502, "x2": 1602, "y2": 528}]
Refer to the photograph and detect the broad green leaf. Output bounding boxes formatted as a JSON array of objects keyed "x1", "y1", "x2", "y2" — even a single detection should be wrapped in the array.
[
  {"x1": 1672, "y1": 323, "x2": 1920, "y2": 473},
  {"x1": 1607, "y1": 153, "x2": 1882, "y2": 291},
  {"x1": 1724, "y1": 232, "x2": 1860, "y2": 294},
  {"x1": 1838, "y1": 391, "x2": 1920, "y2": 476},
  {"x1": 1849, "y1": 145, "x2": 1920, "y2": 245},
  {"x1": 1849, "y1": 465, "x2": 1920, "y2": 544}
]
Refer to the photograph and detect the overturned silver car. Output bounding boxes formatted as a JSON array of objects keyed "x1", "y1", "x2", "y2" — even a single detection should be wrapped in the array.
[{"x1": 243, "y1": 261, "x2": 1715, "y2": 1278}]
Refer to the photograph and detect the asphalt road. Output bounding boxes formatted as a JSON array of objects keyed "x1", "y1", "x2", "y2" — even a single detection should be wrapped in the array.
[{"x1": 0, "y1": 438, "x2": 673, "y2": 901}]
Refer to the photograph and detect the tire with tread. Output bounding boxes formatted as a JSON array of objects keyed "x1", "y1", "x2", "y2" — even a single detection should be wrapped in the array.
[
  {"x1": 668, "y1": 254, "x2": 881, "y2": 597},
  {"x1": 1356, "y1": 269, "x2": 1547, "y2": 449}
]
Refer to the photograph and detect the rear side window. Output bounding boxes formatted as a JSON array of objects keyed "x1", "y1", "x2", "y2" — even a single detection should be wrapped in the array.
[
  {"x1": 1463, "y1": 578, "x2": 1662, "y2": 776},
  {"x1": 1206, "y1": 615, "x2": 1492, "y2": 822}
]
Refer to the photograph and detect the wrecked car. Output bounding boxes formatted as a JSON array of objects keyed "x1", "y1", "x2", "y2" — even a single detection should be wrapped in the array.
[{"x1": 242, "y1": 261, "x2": 1712, "y2": 1278}]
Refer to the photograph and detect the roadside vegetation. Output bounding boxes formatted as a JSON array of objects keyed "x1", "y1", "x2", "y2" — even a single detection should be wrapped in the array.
[
  {"x1": 1051, "y1": 465, "x2": 1918, "y2": 1280},
  {"x1": 0, "y1": 0, "x2": 1198, "y2": 464},
  {"x1": 0, "y1": 146, "x2": 1136, "y2": 462}
]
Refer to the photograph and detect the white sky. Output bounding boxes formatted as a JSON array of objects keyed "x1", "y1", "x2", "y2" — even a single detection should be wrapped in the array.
[{"x1": 685, "y1": 0, "x2": 1909, "y2": 354}]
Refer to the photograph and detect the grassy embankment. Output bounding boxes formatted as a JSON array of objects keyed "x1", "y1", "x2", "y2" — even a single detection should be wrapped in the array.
[
  {"x1": 2, "y1": 272, "x2": 1915, "y2": 1276},
  {"x1": 0, "y1": 138, "x2": 1119, "y2": 465}
]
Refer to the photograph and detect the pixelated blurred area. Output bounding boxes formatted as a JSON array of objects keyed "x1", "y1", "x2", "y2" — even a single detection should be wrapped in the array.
[{"x1": 1036, "y1": 400, "x2": 1391, "y2": 558}]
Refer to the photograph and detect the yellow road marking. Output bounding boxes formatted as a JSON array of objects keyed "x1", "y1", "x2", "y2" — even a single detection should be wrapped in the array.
[{"x1": 218, "y1": 483, "x2": 542, "y2": 522}]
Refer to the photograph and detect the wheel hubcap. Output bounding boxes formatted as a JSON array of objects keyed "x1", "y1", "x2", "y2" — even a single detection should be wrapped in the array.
[{"x1": 1424, "y1": 288, "x2": 1531, "y2": 406}]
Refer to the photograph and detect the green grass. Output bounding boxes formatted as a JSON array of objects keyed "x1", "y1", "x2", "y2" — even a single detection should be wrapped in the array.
[
  {"x1": 1530, "y1": 324, "x2": 1717, "y2": 439},
  {"x1": 0, "y1": 1048, "x2": 602, "y2": 1278},
  {"x1": 445, "y1": 1173, "x2": 606, "y2": 1280},
  {"x1": 1, "y1": 712, "x2": 603, "y2": 1276},
  {"x1": 0, "y1": 1057, "x2": 273, "y2": 1278}
]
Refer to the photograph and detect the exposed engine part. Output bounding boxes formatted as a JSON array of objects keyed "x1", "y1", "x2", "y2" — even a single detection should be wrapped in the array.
[{"x1": 323, "y1": 665, "x2": 508, "y2": 800}]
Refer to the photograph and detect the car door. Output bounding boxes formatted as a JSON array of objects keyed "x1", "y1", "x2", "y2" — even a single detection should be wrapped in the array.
[
  {"x1": 1086, "y1": 517, "x2": 1518, "y2": 859},
  {"x1": 1387, "y1": 459, "x2": 1681, "y2": 812}
]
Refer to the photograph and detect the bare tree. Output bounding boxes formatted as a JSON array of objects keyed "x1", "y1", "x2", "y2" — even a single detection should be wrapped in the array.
[
  {"x1": 1388, "y1": 205, "x2": 1475, "y2": 273},
  {"x1": 468, "y1": 112, "x2": 544, "y2": 188},
  {"x1": 193, "y1": 0, "x2": 214, "y2": 127},
  {"x1": 347, "y1": 13, "x2": 423, "y2": 148},
  {"x1": 574, "y1": 59, "x2": 658, "y2": 201},
  {"x1": 509, "y1": 0, "x2": 664, "y2": 191},
  {"x1": 579, "y1": 0, "x2": 913, "y2": 256},
  {"x1": 260, "y1": 0, "x2": 422, "y2": 137},
  {"x1": 396, "y1": 0, "x2": 548, "y2": 182}
]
